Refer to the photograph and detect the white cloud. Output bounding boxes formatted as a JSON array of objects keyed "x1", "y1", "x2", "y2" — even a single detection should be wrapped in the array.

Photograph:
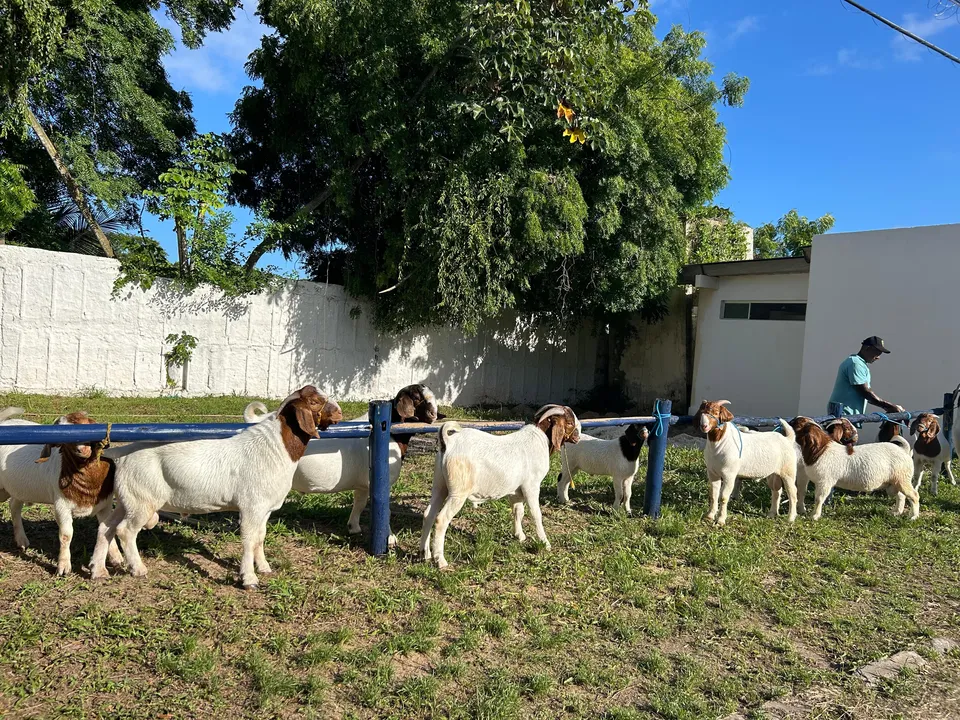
[
  {"x1": 727, "y1": 15, "x2": 760, "y2": 44},
  {"x1": 804, "y1": 47, "x2": 881, "y2": 77},
  {"x1": 894, "y1": 13, "x2": 956, "y2": 62},
  {"x1": 159, "y1": 0, "x2": 266, "y2": 95}
]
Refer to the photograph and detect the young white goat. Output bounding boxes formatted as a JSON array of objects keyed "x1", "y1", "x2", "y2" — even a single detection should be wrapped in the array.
[
  {"x1": 89, "y1": 386, "x2": 343, "y2": 588},
  {"x1": 243, "y1": 384, "x2": 444, "y2": 545},
  {"x1": 909, "y1": 413, "x2": 955, "y2": 496},
  {"x1": 694, "y1": 400, "x2": 797, "y2": 526},
  {"x1": 557, "y1": 424, "x2": 648, "y2": 514},
  {"x1": 0, "y1": 408, "x2": 144, "y2": 575},
  {"x1": 793, "y1": 418, "x2": 918, "y2": 520},
  {"x1": 420, "y1": 404, "x2": 581, "y2": 569}
]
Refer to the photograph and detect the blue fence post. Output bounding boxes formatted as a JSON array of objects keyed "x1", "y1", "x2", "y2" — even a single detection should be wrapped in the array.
[
  {"x1": 944, "y1": 392, "x2": 955, "y2": 461},
  {"x1": 642, "y1": 398, "x2": 671, "y2": 519},
  {"x1": 368, "y1": 400, "x2": 393, "y2": 557}
]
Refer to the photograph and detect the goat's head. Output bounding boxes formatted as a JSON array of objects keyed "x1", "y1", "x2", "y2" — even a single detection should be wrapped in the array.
[
  {"x1": 533, "y1": 404, "x2": 581, "y2": 453},
  {"x1": 911, "y1": 413, "x2": 940, "y2": 442},
  {"x1": 279, "y1": 386, "x2": 343, "y2": 438},
  {"x1": 823, "y1": 417, "x2": 858, "y2": 450},
  {"x1": 788, "y1": 416, "x2": 819, "y2": 435},
  {"x1": 393, "y1": 384, "x2": 445, "y2": 424},
  {"x1": 695, "y1": 400, "x2": 733, "y2": 434},
  {"x1": 36, "y1": 412, "x2": 101, "y2": 465},
  {"x1": 877, "y1": 420, "x2": 901, "y2": 443},
  {"x1": 793, "y1": 419, "x2": 833, "y2": 466}
]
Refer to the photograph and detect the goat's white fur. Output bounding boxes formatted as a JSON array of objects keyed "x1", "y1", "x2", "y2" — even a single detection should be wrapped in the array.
[
  {"x1": 701, "y1": 413, "x2": 798, "y2": 526},
  {"x1": 0, "y1": 408, "x2": 132, "y2": 575},
  {"x1": 800, "y1": 435, "x2": 918, "y2": 520},
  {"x1": 557, "y1": 428, "x2": 646, "y2": 514},
  {"x1": 421, "y1": 414, "x2": 578, "y2": 568},
  {"x1": 89, "y1": 398, "x2": 326, "y2": 588},
  {"x1": 240, "y1": 387, "x2": 439, "y2": 546}
]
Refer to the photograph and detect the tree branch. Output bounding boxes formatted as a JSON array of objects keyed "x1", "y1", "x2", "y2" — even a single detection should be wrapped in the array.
[{"x1": 23, "y1": 102, "x2": 115, "y2": 258}]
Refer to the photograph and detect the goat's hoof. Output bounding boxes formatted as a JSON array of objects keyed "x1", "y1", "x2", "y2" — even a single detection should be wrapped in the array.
[
  {"x1": 129, "y1": 566, "x2": 148, "y2": 578},
  {"x1": 515, "y1": 533, "x2": 527, "y2": 544},
  {"x1": 56, "y1": 565, "x2": 72, "y2": 577},
  {"x1": 256, "y1": 566, "x2": 274, "y2": 575},
  {"x1": 715, "y1": 519, "x2": 727, "y2": 528},
  {"x1": 243, "y1": 582, "x2": 259, "y2": 591},
  {"x1": 436, "y1": 558, "x2": 449, "y2": 570},
  {"x1": 15, "y1": 538, "x2": 29, "y2": 550},
  {"x1": 348, "y1": 526, "x2": 361, "y2": 535},
  {"x1": 388, "y1": 535, "x2": 397, "y2": 549},
  {"x1": 90, "y1": 568, "x2": 110, "y2": 581}
]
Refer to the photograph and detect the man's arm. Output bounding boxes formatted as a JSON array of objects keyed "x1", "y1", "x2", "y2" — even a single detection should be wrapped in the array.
[{"x1": 855, "y1": 384, "x2": 904, "y2": 413}]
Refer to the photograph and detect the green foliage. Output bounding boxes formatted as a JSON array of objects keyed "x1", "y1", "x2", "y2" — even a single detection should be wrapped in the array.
[
  {"x1": 686, "y1": 206, "x2": 749, "y2": 264},
  {"x1": 754, "y1": 209, "x2": 835, "y2": 259},
  {"x1": 116, "y1": 134, "x2": 287, "y2": 297},
  {"x1": 0, "y1": 160, "x2": 35, "y2": 235},
  {"x1": 164, "y1": 331, "x2": 198, "y2": 387},
  {"x1": 230, "y1": 3, "x2": 747, "y2": 333}
]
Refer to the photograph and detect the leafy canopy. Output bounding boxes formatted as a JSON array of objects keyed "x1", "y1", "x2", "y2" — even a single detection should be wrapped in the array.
[
  {"x1": 754, "y1": 209, "x2": 835, "y2": 259},
  {"x1": 230, "y1": 0, "x2": 748, "y2": 333}
]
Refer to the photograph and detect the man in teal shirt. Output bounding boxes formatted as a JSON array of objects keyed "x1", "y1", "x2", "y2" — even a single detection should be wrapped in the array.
[{"x1": 828, "y1": 336, "x2": 903, "y2": 416}]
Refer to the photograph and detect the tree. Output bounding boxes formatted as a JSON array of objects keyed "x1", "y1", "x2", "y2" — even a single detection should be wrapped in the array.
[
  {"x1": 686, "y1": 206, "x2": 750, "y2": 264},
  {"x1": 754, "y1": 210, "x2": 835, "y2": 259},
  {"x1": 0, "y1": 160, "x2": 35, "y2": 240},
  {"x1": 1, "y1": 0, "x2": 240, "y2": 256},
  {"x1": 230, "y1": 1, "x2": 748, "y2": 333}
]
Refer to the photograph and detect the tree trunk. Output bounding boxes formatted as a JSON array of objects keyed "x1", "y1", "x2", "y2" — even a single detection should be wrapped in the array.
[
  {"x1": 174, "y1": 217, "x2": 189, "y2": 276},
  {"x1": 22, "y1": 103, "x2": 114, "y2": 258}
]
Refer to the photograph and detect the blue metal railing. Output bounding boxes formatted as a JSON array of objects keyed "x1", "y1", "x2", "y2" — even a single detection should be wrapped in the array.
[{"x1": 0, "y1": 390, "x2": 954, "y2": 556}]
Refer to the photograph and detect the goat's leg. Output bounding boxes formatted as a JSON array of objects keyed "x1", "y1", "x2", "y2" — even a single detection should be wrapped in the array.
[
  {"x1": 912, "y1": 465, "x2": 924, "y2": 493},
  {"x1": 90, "y1": 506, "x2": 124, "y2": 579},
  {"x1": 114, "y1": 506, "x2": 154, "y2": 578},
  {"x1": 420, "y1": 482, "x2": 448, "y2": 562},
  {"x1": 903, "y1": 482, "x2": 921, "y2": 520},
  {"x1": 612, "y1": 474, "x2": 624, "y2": 512},
  {"x1": 931, "y1": 462, "x2": 942, "y2": 497},
  {"x1": 780, "y1": 469, "x2": 798, "y2": 522},
  {"x1": 348, "y1": 486, "x2": 369, "y2": 535},
  {"x1": 945, "y1": 459, "x2": 957, "y2": 486},
  {"x1": 238, "y1": 509, "x2": 270, "y2": 589},
  {"x1": 811, "y1": 482, "x2": 831, "y2": 521},
  {"x1": 511, "y1": 491, "x2": 526, "y2": 543},
  {"x1": 53, "y1": 502, "x2": 74, "y2": 576},
  {"x1": 10, "y1": 498, "x2": 29, "y2": 549},
  {"x1": 766, "y1": 476, "x2": 782, "y2": 519},
  {"x1": 622, "y1": 474, "x2": 635, "y2": 516},
  {"x1": 431, "y1": 495, "x2": 468, "y2": 569},
  {"x1": 522, "y1": 486, "x2": 551, "y2": 551},
  {"x1": 253, "y1": 515, "x2": 272, "y2": 575},
  {"x1": 716, "y1": 474, "x2": 737, "y2": 527},
  {"x1": 730, "y1": 477, "x2": 743, "y2": 501},
  {"x1": 795, "y1": 469, "x2": 809, "y2": 516},
  {"x1": 706, "y1": 470, "x2": 721, "y2": 523},
  {"x1": 557, "y1": 457, "x2": 574, "y2": 504},
  {"x1": 96, "y1": 507, "x2": 125, "y2": 567}
]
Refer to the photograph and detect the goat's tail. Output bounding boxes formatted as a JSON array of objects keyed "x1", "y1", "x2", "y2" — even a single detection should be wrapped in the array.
[
  {"x1": 0, "y1": 406, "x2": 24, "y2": 423},
  {"x1": 777, "y1": 418, "x2": 795, "y2": 442},
  {"x1": 891, "y1": 436, "x2": 912, "y2": 455},
  {"x1": 438, "y1": 421, "x2": 462, "y2": 453},
  {"x1": 242, "y1": 401, "x2": 270, "y2": 423}
]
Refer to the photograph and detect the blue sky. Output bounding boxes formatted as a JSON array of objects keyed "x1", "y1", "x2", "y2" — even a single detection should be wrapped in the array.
[{"x1": 150, "y1": 0, "x2": 960, "y2": 275}]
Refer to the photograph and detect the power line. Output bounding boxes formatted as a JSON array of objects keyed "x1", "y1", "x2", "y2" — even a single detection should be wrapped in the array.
[{"x1": 841, "y1": 0, "x2": 960, "y2": 66}]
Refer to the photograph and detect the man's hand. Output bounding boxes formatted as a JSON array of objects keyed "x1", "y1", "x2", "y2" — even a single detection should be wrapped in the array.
[{"x1": 891, "y1": 404, "x2": 905, "y2": 413}]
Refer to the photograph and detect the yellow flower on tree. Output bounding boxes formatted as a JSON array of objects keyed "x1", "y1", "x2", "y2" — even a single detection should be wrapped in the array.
[
  {"x1": 563, "y1": 127, "x2": 586, "y2": 144},
  {"x1": 556, "y1": 101, "x2": 575, "y2": 123}
]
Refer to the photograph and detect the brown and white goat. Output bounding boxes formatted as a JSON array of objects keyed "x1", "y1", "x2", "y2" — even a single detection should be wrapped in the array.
[
  {"x1": 909, "y1": 413, "x2": 955, "y2": 496},
  {"x1": 0, "y1": 409, "x2": 142, "y2": 575}
]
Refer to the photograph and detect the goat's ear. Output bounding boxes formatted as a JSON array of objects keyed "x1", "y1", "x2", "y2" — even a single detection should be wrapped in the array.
[
  {"x1": 395, "y1": 393, "x2": 416, "y2": 421},
  {"x1": 36, "y1": 444, "x2": 53, "y2": 463},
  {"x1": 435, "y1": 412, "x2": 446, "y2": 421},
  {"x1": 930, "y1": 417, "x2": 941, "y2": 436},
  {"x1": 720, "y1": 405, "x2": 734, "y2": 423},
  {"x1": 549, "y1": 418, "x2": 566, "y2": 454},
  {"x1": 295, "y1": 401, "x2": 320, "y2": 439}
]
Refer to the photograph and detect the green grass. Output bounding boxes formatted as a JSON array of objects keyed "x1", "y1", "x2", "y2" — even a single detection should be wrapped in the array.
[{"x1": 1, "y1": 391, "x2": 960, "y2": 718}]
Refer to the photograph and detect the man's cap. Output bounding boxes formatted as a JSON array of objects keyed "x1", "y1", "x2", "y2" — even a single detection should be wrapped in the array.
[{"x1": 861, "y1": 336, "x2": 890, "y2": 354}]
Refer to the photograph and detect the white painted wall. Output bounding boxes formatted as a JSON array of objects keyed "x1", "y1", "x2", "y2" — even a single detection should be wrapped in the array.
[
  {"x1": 0, "y1": 245, "x2": 600, "y2": 404},
  {"x1": 798, "y1": 224, "x2": 960, "y2": 438},
  {"x1": 689, "y1": 273, "x2": 809, "y2": 417}
]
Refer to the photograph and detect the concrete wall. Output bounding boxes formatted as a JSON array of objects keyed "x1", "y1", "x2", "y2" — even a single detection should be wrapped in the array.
[
  {"x1": 620, "y1": 289, "x2": 689, "y2": 410},
  {"x1": 689, "y1": 273, "x2": 809, "y2": 417},
  {"x1": 797, "y1": 224, "x2": 960, "y2": 438},
  {"x1": 0, "y1": 245, "x2": 605, "y2": 404}
]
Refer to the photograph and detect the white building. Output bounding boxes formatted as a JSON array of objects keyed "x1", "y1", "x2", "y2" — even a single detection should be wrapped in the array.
[{"x1": 684, "y1": 223, "x2": 960, "y2": 435}]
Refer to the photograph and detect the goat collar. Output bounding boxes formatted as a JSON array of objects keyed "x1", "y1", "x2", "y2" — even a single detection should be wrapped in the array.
[{"x1": 703, "y1": 413, "x2": 743, "y2": 458}]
